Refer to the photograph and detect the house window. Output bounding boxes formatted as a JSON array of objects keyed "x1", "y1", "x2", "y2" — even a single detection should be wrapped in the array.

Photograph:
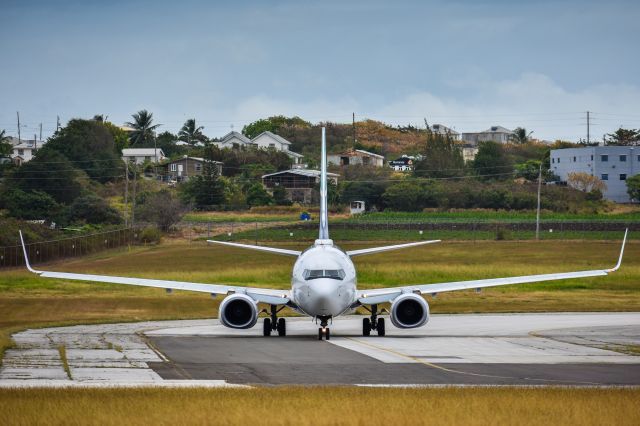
[
  {"x1": 195, "y1": 163, "x2": 202, "y2": 172},
  {"x1": 551, "y1": 158, "x2": 555, "y2": 164},
  {"x1": 601, "y1": 154, "x2": 608, "y2": 162},
  {"x1": 591, "y1": 155, "x2": 594, "y2": 161},
  {"x1": 170, "y1": 164, "x2": 177, "y2": 172},
  {"x1": 573, "y1": 156, "x2": 576, "y2": 162},
  {"x1": 601, "y1": 174, "x2": 608, "y2": 181},
  {"x1": 145, "y1": 156, "x2": 151, "y2": 162},
  {"x1": 18, "y1": 149, "x2": 24, "y2": 156},
  {"x1": 619, "y1": 155, "x2": 627, "y2": 162},
  {"x1": 637, "y1": 155, "x2": 640, "y2": 162},
  {"x1": 269, "y1": 143, "x2": 276, "y2": 148},
  {"x1": 557, "y1": 158, "x2": 560, "y2": 163},
  {"x1": 620, "y1": 174, "x2": 627, "y2": 181}
]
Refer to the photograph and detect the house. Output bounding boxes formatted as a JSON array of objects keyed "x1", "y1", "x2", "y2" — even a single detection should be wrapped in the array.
[
  {"x1": 462, "y1": 146, "x2": 479, "y2": 163},
  {"x1": 11, "y1": 139, "x2": 45, "y2": 164},
  {"x1": 550, "y1": 146, "x2": 639, "y2": 202},
  {"x1": 389, "y1": 156, "x2": 414, "y2": 172},
  {"x1": 462, "y1": 126, "x2": 514, "y2": 145},
  {"x1": 262, "y1": 169, "x2": 339, "y2": 204},
  {"x1": 215, "y1": 131, "x2": 254, "y2": 149},
  {"x1": 121, "y1": 148, "x2": 166, "y2": 164},
  {"x1": 251, "y1": 131, "x2": 304, "y2": 166},
  {"x1": 327, "y1": 149, "x2": 385, "y2": 167},
  {"x1": 431, "y1": 124, "x2": 460, "y2": 140},
  {"x1": 163, "y1": 156, "x2": 223, "y2": 182}
]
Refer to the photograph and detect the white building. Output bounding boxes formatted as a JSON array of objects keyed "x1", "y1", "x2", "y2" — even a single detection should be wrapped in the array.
[
  {"x1": 216, "y1": 131, "x2": 254, "y2": 149},
  {"x1": 431, "y1": 124, "x2": 460, "y2": 140},
  {"x1": 251, "y1": 131, "x2": 304, "y2": 166},
  {"x1": 327, "y1": 149, "x2": 385, "y2": 167},
  {"x1": 550, "y1": 146, "x2": 639, "y2": 202},
  {"x1": 462, "y1": 126, "x2": 515, "y2": 145},
  {"x1": 121, "y1": 148, "x2": 166, "y2": 164},
  {"x1": 11, "y1": 139, "x2": 45, "y2": 164}
]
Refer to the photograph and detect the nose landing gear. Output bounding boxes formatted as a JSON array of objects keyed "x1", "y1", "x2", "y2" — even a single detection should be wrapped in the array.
[
  {"x1": 362, "y1": 304, "x2": 385, "y2": 337},
  {"x1": 317, "y1": 316, "x2": 331, "y2": 340}
]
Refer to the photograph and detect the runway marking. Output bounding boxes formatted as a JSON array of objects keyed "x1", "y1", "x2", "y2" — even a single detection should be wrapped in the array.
[{"x1": 340, "y1": 337, "x2": 602, "y2": 386}]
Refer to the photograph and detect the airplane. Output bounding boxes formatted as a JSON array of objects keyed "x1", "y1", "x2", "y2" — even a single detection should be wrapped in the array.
[{"x1": 19, "y1": 127, "x2": 628, "y2": 341}]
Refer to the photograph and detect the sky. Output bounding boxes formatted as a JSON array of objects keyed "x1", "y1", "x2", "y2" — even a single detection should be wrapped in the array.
[{"x1": 1, "y1": 0, "x2": 639, "y2": 142}]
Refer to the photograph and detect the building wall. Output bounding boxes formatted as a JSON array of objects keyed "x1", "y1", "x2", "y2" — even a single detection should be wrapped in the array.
[
  {"x1": 252, "y1": 133, "x2": 289, "y2": 151},
  {"x1": 550, "y1": 146, "x2": 638, "y2": 202},
  {"x1": 216, "y1": 135, "x2": 253, "y2": 149},
  {"x1": 327, "y1": 153, "x2": 384, "y2": 167}
]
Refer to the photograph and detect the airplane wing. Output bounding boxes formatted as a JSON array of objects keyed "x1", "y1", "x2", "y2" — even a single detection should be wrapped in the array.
[
  {"x1": 357, "y1": 229, "x2": 628, "y2": 305},
  {"x1": 346, "y1": 240, "x2": 440, "y2": 257},
  {"x1": 19, "y1": 231, "x2": 290, "y2": 305},
  {"x1": 206, "y1": 240, "x2": 301, "y2": 257}
]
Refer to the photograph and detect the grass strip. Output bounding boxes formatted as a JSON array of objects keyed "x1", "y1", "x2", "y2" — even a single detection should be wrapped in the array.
[{"x1": 57, "y1": 344, "x2": 72, "y2": 380}]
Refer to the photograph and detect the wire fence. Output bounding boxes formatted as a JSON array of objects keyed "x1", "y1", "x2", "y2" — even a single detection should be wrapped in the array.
[
  {"x1": 0, "y1": 227, "x2": 143, "y2": 269},
  {"x1": 179, "y1": 220, "x2": 638, "y2": 243}
]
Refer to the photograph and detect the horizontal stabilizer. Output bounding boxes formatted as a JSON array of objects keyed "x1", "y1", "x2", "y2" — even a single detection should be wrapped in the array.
[
  {"x1": 207, "y1": 240, "x2": 301, "y2": 257},
  {"x1": 346, "y1": 240, "x2": 440, "y2": 257}
]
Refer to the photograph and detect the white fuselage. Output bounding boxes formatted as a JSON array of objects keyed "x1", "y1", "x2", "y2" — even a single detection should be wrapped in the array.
[{"x1": 290, "y1": 239, "x2": 357, "y2": 318}]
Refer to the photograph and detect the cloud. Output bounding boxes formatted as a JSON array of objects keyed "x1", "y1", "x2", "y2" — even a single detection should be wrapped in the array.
[{"x1": 210, "y1": 73, "x2": 640, "y2": 142}]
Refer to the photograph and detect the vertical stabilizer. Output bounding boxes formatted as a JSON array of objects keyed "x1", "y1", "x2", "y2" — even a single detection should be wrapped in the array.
[{"x1": 319, "y1": 127, "x2": 330, "y2": 240}]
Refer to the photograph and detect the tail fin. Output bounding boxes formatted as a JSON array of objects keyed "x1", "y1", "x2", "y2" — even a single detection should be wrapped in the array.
[{"x1": 319, "y1": 127, "x2": 330, "y2": 240}]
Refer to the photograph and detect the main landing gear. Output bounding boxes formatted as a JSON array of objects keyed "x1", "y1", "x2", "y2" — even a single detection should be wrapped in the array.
[
  {"x1": 362, "y1": 304, "x2": 385, "y2": 337},
  {"x1": 317, "y1": 316, "x2": 331, "y2": 341},
  {"x1": 263, "y1": 305, "x2": 286, "y2": 337}
]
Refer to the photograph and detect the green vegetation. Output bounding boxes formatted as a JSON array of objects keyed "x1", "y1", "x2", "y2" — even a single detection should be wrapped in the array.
[{"x1": 0, "y1": 387, "x2": 638, "y2": 426}]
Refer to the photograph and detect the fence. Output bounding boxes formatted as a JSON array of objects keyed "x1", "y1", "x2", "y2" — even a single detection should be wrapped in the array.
[
  {"x1": 179, "y1": 220, "x2": 638, "y2": 243},
  {"x1": 0, "y1": 227, "x2": 142, "y2": 269}
]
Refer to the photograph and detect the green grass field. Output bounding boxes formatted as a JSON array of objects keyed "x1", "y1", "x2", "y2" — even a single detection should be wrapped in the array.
[{"x1": 1, "y1": 387, "x2": 638, "y2": 426}]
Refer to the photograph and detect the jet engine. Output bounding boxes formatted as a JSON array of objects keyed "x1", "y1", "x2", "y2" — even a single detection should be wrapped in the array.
[
  {"x1": 390, "y1": 293, "x2": 429, "y2": 329},
  {"x1": 219, "y1": 294, "x2": 259, "y2": 329}
]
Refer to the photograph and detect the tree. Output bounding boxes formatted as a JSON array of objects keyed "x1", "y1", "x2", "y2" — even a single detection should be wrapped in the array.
[
  {"x1": 178, "y1": 119, "x2": 206, "y2": 145},
  {"x1": 382, "y1": 180, "x2": 440, "y2": 211},
  {"x1": 567, "y1": 172, "x2": 607, "y2": 193},
  {"x1": 472, "y1": 141, "x2": 513, "y2": 180},
  {"x1": 511, "y1": 127, "x2": 531, "y2": 144},
  {"x1": 67, "y1": 194, "x2": 122, "y2": 225},
  {"x1": 272, "y1": 185, "x2": 292, "y2": 206},
  {"x1": 242, "y1": 115, "x2": 311, "y2": 139},
  {"x1": 413, "y1": 132, "x2": 464, "y2": 179},
  {"x1": 156, "y1": 131, "x2": 187, "y2": 157},
  {"x1": 2, "y1": 189, "x2": 62, "y2": 221},
  {"x1": 0, "y1": 129, "x2": 12, "y2": 157},
  {"x1": 179, "y1": 146, "x2": 225, "y2": 208},
  {"x1": 604, "y1": 128, "x2": 640, "y2": 146},
  {"x1": 40, "y1": 119, "x2": 123, "y2": 183},
  {"x1": 137, "y1": 190, "x2": 185, "y2": 231},
  {"x1": 625, "y1": 174, "x2": 640, "y2": 202},
  {"x1": 102, "y1": 121, "x2": 130, "y2": 153},
  {"x1": 126, "y1": 110, "x2": 161, "y2": 146},
  {"x1": 245, "y1": 182, "x2": 273, "y2": 206}
]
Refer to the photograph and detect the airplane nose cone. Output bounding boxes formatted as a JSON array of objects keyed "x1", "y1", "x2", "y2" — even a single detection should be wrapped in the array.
[{"x1": 308, "y1": 279, "x2": 347, "y2": 316}]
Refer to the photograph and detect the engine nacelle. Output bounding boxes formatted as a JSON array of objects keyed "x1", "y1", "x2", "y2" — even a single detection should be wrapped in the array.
[
  {"x1": 390, "y1": 293, "x2": 429, "y2": 329},
  {"x1": 219, "y1": 293, "x2": 259, "y2": 329}
]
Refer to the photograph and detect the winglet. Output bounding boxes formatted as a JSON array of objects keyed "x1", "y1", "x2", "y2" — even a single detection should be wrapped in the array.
[
  {"x1": 19, "y1": 230, "x2": 41, "y2": 274},
  {"x1": 607, "y1": 228, "x2": 628, "y2": 273}
]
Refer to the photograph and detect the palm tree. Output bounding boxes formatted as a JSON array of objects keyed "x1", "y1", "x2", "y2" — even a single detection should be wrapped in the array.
[
  {"x1": 178, "y1": 118, "x2": 205, "y2": 145},
  {"x1": 126, "y1": 110, "x2": 161, "y2": 146},
  {"x1": 511, "y1": 127, "x2": 533, "y2": 144},
  {"x1": 0, "y1": 129, "x2": 12, "y2": 156}
]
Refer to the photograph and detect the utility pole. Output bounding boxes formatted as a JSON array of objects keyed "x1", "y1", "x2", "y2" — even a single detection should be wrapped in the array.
[
  {"x1": 56, "y1": 116, "x2": 61, "y2": 132},
  {"x1": 16, "y1": 112, "x2": 21, "y2": 143},
  {"x1": 536, "y1": 162, "x2": 542, "y2": 240},
  {"x1": 131, "y1": 164, "x2": 137, "y2": 227},
  {"x1": 352, "y1": 112, "x2": 356, "y2": 147},
  {"x1": 124, "y1": 161, "x2": 129, "y2": 227},
  {"x1": 39, "y1": 123, "x2": 42, "y2": 142},
  {"x1": 586, "y1": 111, "x2": 590, "y2": 145}
]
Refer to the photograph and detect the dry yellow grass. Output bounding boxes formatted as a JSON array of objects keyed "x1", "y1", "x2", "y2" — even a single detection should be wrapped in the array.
[{"x1": 0, "y1": 387, "x2": 638, "y2": 426}]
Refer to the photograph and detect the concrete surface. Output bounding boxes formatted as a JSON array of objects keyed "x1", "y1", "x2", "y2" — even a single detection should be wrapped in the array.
[{"x1": 1, "y1": 313, "x2": 639, "y2": 387}]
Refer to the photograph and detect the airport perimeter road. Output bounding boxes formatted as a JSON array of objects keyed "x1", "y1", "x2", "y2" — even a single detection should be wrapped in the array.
[{"x1": 147, "y1": 313, "x2": 640, "y2": 386}]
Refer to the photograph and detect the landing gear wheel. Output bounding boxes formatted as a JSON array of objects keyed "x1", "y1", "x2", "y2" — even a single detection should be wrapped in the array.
[
  {"x1": 377, "y1": 318, "x2": 385, "y2": 337},
  {"x1": 263, "y1": 318, "x2": 272, "y2": 336},
  {"x1": 363, "y1": 318, "x2": 371, "y2": 336},
  {"x1": 277, "y1": 318, "x2": 286, "y2": 336},
  {"x1": 325, "y1": 328, "x2": 331, "y2": 340},
  {"x1": 318, "y1": 328, "x2": 323, "y2": 340}
]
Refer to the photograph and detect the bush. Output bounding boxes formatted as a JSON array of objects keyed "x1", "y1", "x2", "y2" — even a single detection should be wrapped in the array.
[
  {"x1": 137, "y1": 190, "x2": 186, "y2": 231},
  {"x1": 2, "y1": 189, "x2": 63, "y2": 221},
  {"x1": 139, "y1": 226, "x2": 162, "y2": 244},
  {"x1": 67, "y1": 194, "x2": 122, "y2": 225}
]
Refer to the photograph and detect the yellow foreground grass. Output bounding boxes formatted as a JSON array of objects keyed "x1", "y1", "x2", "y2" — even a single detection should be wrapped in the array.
[{"x1": 1, "y1": 387, "x2": 638, "y2": 426}]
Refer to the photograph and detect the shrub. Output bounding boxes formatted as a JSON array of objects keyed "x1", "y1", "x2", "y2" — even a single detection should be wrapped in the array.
[
  {"x1": 139, "y1": 226, "x2": 162, "y2": 244},
  {"x1": 137, "y1": 190, "x2": 186, "y2": 231},
  {"x1": 68, "y1": 194, "x2": 122, "y2": 225}
]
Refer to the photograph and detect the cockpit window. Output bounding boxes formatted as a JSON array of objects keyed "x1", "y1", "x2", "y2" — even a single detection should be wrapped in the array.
[{"x1": 303, "y1": 269, "x2": 345, "y2": 280}]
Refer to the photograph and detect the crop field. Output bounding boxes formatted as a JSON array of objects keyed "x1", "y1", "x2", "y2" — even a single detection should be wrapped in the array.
[{"x1": 1, "y1": 387, "x2": 638, "y2": 426}]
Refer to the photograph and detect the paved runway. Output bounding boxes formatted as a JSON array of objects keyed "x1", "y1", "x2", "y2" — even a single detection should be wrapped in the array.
[{"x1": 147, "y1": 313, "x2": 640, "y2": 386}]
